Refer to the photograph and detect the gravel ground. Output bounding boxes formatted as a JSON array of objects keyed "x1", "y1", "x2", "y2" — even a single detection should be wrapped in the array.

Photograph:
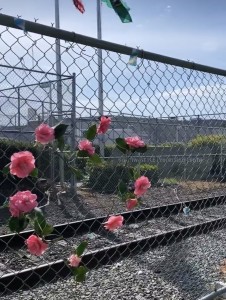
[
  {"x1": 0, "y1": 181, "x2": 226, "y2": 299},
  {"x1": 1, "y1": 200, "x2": 226, "y2": 274},
  {"x1": 1, "y1": 227, "x2": 226, "y2": 300}
]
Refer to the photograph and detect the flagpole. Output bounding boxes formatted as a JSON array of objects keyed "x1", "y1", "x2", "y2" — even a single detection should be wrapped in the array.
[
  {"x1": 97, "y1": 0, "x2": 104, "y2": 157},
  {"x1": 55, "y1": 0, "x2": 64, "y2": 186}
]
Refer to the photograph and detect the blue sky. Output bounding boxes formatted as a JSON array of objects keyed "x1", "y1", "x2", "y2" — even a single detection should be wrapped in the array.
[
  {"x1": 0, "y1": 0, "x2": 226, "y2": 123},
  {"x1": 1, "y1": 0, "x2": 226, "y2": 69}
]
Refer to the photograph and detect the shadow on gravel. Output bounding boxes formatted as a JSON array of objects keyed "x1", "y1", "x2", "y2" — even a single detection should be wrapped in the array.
[
  {"x1": 135, "y1": 243, "x2": 209, "y2": 300},
  {"x1": 66, "y1": 191, "x2": 123, "y2": 244}
]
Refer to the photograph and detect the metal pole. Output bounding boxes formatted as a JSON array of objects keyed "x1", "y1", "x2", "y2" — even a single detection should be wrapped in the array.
[
  {"x1": 97, "y1": 0, "x2": 105, "y2": 157},
  {"x1": 55, "y1": 0, "x2": 62, "y2": 118},
  {"x1": 17, "y1": 88, "x2": 20, "y2": 127},
  {"x1": 55, "y1": 0, "x2": 64, "y2": 186},
  {"x1": 49, "y1": 83, "x2": 55, "y2": 182},
  {"x1": 198, "y1": 285, "x2": 226, "y2": 300},
  {"x1": 49, "y1": 83, "x2": 52, "y2": 124},
  {"x1": 42, "y1": 101, "x2": 44, "y2": 121},
  {"x1": 70, "y1": 73, "x2": 76, "y2": 193}
]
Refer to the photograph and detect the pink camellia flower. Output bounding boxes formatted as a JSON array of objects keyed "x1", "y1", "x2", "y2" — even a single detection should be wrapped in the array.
[
  {"x1": 103, "y1": 215, "x2": 124, "y2": 231},
  {"x1": 97, "y1": 116, "x2": 111, "y2": 134},
  {"x1": 68, "y1": 254, "x2": 82, "y2": 267},
  {"x1": 9, "y1": 190, "x2": 38, "y2": 217},
  {"x1": 134, "y1": 176, "x2": 151, "y2": 197},
  {"x1": 25, "y1": 234, "x2": 48, "y2": 256},
  {"x1": 10, "y1": 151, "x2": 36, "y2": 178},
  {"x1": 126, "y1": 198, "x2": 138, "y2": 210},
  {"x1": 78, "y1": 139, "x2": 95, "y2": 156},
  {"x1": 125, "y1": 136, "x2": 145, "y2": 148},
  {"x1": 35, "y1": 123, "x2": 55, "y2": 145}
]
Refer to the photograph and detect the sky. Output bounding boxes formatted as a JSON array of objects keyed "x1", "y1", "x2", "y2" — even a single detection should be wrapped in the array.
[
  {"x1": 0, "y1": 0, "x2": 226, "y2": 69},
  {"x1": 0, "y1": 0, "x2": 226, "y2": 123}
]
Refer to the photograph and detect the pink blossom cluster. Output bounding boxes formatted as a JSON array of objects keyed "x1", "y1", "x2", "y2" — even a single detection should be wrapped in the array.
[
  {"x1": 9, "y1": 191, "x2": 38, "y2": 217},
  {"x1": 10, "y1": 151, "x2": 35, "y2": 178},
  {"x1": 4, "y1": 114, "x2": 151, "y2": 280},
  {"x1": 97, "y1": 116, "x2": 111, "y2": 134},
  {"x1": 104, "y1": 176, "x2": 151, "y2": 231},
  {"x1": 26, "y1": 235, "x2": 48, "y2": 256},
  {"x1": 125, "y1": 136, "x2": 145, "y2": 148},
  {"x1": 35, "y1": 123, "x2": 55, "y2": 145},
  {"x1": 78, "y1": 139, "x2": 95, "y2": 156}
]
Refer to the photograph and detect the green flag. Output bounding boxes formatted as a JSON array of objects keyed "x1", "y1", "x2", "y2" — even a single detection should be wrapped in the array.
[{"x1": 102, "y1": 0, "x2": 132, "y2": 23}]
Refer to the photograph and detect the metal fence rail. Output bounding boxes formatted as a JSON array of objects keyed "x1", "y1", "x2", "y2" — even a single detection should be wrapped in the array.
[{"x1": 0, "y1": 13, "x2": 226, "y2": 300}]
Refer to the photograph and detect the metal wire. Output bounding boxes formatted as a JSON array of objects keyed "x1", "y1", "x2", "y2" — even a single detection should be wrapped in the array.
[{"x1": 0, "y1": 13, "x2": 226, "y2": 300}]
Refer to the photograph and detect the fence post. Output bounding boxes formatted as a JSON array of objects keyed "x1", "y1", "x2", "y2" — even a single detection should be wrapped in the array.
[
  {"x1": 97, "y1": 0, "x2": 104, "y2": 158},
  {"x1": 55, "y1": 0, "x2": 64, "y2": 187},
  {"x1": 70, "y1": 73, "x2": 76, "y2": 193},
  {"x1": 17, "y1": 87, "x2": 20, "y2": 127}
]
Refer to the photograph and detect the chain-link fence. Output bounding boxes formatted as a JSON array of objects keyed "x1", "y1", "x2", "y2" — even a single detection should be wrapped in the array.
[{"x1": 0, "y1": 13, "x2": 226, "y2": 300}]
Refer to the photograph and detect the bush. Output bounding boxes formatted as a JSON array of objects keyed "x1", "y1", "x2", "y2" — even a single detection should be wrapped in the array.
[
  {"x1": 86, "y1": 163, "x2": 159, "y2": 193},
  {"x1": 188, "y1": 135, "x2": 226, "y2": 148},
  {"x1": 74, "y1": 145, "x2": 115, "y2": 176},
  {"x1": 158, "y1": 142, "x2": 185, "y2": 148},
  {"x1": 94, "y1": 145, "x2": 114, "y2": 157},
  {"x1": 86, "y1": 164, "x2": 133, "y2": 193}
]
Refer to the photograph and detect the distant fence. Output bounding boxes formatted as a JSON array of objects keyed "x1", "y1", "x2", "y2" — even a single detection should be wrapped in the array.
[{"x1": 107, "y1": 146, "x2": 225, "y2": 180}]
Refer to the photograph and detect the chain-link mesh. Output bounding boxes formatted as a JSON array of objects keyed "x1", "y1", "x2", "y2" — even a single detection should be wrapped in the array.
[{"x1": 0, "y1": 14, "x2": 226, "y2": 300}]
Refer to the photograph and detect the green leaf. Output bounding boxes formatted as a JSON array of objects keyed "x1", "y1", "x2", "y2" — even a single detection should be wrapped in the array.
[
  {"x1": 88, "y1": 153, "x2": 102, "y2": 164},
  {"x1": 0, "y1": 199, "x2": 9, "y2": 209},
  {"x1": 128, "y1": 168, "x2": 134, "y2": 179},
  {"x1": 135, "y1": 145, "x2": 148, "y2": 153},
  {"x1": 57, "y1": 135, "x2": 65, "y2": 151},
  {"x1": 133, "y1": 166, "x2": 141, "y2": 180},
  {"x1": 118, "y1": 191, "x2": 135, "y2": 202},
  {"x1": 54, "y1": 123, "x2": 68, "y2": 139},
  {"x1": 8, "y1": 216, "x2": 29, "y2": 233},
  {"x1": 77, "y1": 150, "x2": 89, "y2": 157},
  {"x1": 2, "y1": 164, "x2": 10, "y2": 175},
  {"x1": 31, "y1": 207, "x2": 43, "y2": 216},
  {"x1": 75, "y1": 241, "x2": 88, "y2": 257},
  {"x1": 73, "y1": 266, "x2": 88, "y2": 282},
  {"x1": 116, "y1": 144, "x2": 127, "y2": 154},
  {"x1": 41, "y1": 223, "x2": 54, "y2": 236},
  {"x1": 33, "y1": 208, "x2": 53, "y2": 237},
  {"x1": 84, "y1": 124, "x2": 97, "y2": 141},
  {"x1": 68, "y1": 166, "x2": 83, "y2": 178},
  {"x1": 116, "y1": 138, "x2": 129, "y2": 154},
  {"x1": 118, "y1": 180, "x2": 128, "y2": 195},
  {"x1": 30, "y1": 168, "x2": 38, "y2": 178}
]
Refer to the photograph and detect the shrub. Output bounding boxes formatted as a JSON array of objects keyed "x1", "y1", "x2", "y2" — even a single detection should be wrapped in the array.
[
  {"x1": 158, "y1": 142, "x2": 185, "y2": 148},
  {"x1": 94, "y1": 145, "x2": 114, "y2": 157},
  {"x1": 188, "y1": 135, "x2": 226, "y2": 148},
  {"x1": 74, "y1": 145, "x2": 115, "y2": 177},
  {"x1": 86, "y1": 163, "x2": 159, "y2": 193},
  {"x1": 86, "y1": 164, "x2": 133, "y2": 193}
]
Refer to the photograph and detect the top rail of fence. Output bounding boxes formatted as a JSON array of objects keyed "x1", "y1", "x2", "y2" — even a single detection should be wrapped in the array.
[
  {"x1": 0, "y1": 63, "x2": 72, "y2": 78},
  {"x1": 0, "y1": 13, "x2": 226, "y2": 77}
]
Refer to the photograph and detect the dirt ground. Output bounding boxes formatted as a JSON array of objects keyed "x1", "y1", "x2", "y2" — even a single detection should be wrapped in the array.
[
  {"x1": 0, "y1": 179, "x2": 226, "y2": 235},
  {"x1": 77, "y1": 180, "x2": 226, "y2": 217}
]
